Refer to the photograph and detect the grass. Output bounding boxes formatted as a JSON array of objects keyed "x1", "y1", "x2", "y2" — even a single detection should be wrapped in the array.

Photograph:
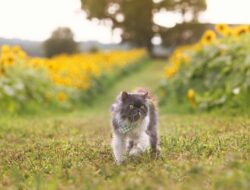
[{"x1": 0, "y1": 60, "x2": 250, "y2": 190}]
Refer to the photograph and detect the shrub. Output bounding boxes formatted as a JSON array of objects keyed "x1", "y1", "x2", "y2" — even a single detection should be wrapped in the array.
[
  {"x1": 160, "y1": 25, "x2": 250, "y2": 112},
  {"x1": 0, "y1": 45, "x2": 146, "y2": 113},
  {"x1": 0, "y1": 61, "x2": 58, "y2": 113}
]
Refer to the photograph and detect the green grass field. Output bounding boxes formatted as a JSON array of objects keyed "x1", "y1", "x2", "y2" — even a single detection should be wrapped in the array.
[{"x1": 0, "y1": 60, "x2": 249, "y2": 190}]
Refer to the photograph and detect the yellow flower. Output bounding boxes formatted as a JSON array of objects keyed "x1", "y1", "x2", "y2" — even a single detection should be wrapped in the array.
[
  {"x1": 234, "y1": 25, "x2": 248, "y2": 36},
  {"x1": 17, "y1": 51, "x2": 27, "y2": 59},
  {"x1": 187, "y1": 89, "x2": 194, "y2": 99},
  {"x1": 215, "y1": 24, "x2": 230, "y2": 36},
  {"x1": 187, "y1": 89, "x2": 196, "y2": 108},
  {"x1": 1, "y1": 45, "x2": 10, "y2": 54},
  {"x1": 201, "y1": 30, "x2": 217, "y2": 45},
  {"x1": 57, "y1": 92, "x2": 67, "y2": 102},
  {"x1": 164, "y1": 65, "x2": 178, "y2": 79},
  {"x1": 30, "y1": 58, "x2": 43, "y2": 67},
  {"x1": 3, "y1": 54, "x2": 15, "y2": 66},
  {"x1": 12, "y1": 45, "x2": 21, "y2": 55}
]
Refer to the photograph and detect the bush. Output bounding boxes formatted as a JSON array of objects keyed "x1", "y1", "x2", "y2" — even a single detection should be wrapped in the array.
[
  {"x1": 0, "y1": 45, "x2": 146, "y2": 114},
  {"x1": 160, "y1": 25, "x2": 250, "y2": 113},
  {"x1": 0, "y1": 61, "x2": 58, "y2": 113}
]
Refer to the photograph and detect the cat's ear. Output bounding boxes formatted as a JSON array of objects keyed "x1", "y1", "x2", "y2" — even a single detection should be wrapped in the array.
[
  {"x1": 142, "y1": 91, "x2": 149, "y2": 99},
  {"x1": 121, "y1": 91, "x2": 129, "y2": 101}
]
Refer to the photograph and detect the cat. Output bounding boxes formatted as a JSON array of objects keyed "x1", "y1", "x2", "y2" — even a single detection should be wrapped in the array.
[{"x1": 110, "y1": 88, "x2": 159, "y2": 164}]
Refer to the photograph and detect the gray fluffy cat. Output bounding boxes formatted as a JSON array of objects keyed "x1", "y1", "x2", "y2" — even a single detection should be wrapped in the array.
[{"x1": 110, "y1": 88, "x2": 159, "y2": 164}]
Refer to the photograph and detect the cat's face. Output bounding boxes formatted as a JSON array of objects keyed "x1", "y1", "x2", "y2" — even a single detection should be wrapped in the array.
[{"x1": 120, "y1": 91, "x2": 148, "y2": 122}]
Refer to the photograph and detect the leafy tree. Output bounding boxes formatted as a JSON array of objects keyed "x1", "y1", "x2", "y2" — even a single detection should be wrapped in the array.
[
  {"x1": 81, "y1": 0, "x2": 207, "y2": 53},
  {"x1": 159, "y1": 0, "x2": 207, "y2": 22},
  {"x1": 43, "y1": 27, "x2": 79, "y2": 57},
  {"x1": 160, "y1": 23, "x2": 210, "y2": 47}
]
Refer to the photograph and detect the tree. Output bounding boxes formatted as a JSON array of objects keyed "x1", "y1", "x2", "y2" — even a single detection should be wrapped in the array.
[
  {"x1": 81, "y1": 0, "x2": 207, "y2": 54},
  {"x1": 159, "y1": 0, "x2": 207, "y2": 22},
  {"x1": 43, "y1": 27, "x2": 79, "y2": 57},
  {"x1": 160, "y1": 23, "x2": 210, "y2": 47}
]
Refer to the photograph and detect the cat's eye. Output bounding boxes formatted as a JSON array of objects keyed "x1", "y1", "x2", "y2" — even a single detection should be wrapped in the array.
[{"x1": 129, "y1": 104, "x2": 134, "y2": 109}]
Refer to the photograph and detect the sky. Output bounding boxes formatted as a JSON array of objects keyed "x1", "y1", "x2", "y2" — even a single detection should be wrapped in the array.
[{"x1": 0, "y1": 0, "x2": 250, "y2": 43}]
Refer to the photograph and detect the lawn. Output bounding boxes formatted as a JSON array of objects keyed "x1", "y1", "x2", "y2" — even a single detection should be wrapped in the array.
[{"x1": 0, "y1": 60, "x2": 249, "y2": 190}]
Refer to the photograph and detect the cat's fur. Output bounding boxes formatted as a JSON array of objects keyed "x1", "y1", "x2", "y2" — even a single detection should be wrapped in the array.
[{"x1": 110, "y1": 88, "x2": 159, "y2": 164}]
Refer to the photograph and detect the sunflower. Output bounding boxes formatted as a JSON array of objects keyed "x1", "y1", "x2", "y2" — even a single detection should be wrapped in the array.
[
  {"x1": 17, "y1": 50, "x2": 27, "y2": 59},
  {"x1": 3, "y1": 54, "x2": 15, "y2": 66},
  {"x1": 30, "y1": 58, "x2": 43, "y2": 67},
  {"x1": 234, "y1": 25, "x2": 248, "y2": 36},
  {"x1": 215, "y1": 24, "x2": 230, "y2": 36},
  {"x1": 187, "y1": 89, "x2": 196, "y2": 108},
  {"x1": 187, "y1": 89, "x2": 194, "y2": 99},
  {"x1": 164, "y1": 65, "x2": 178, "y2": 79},
  {"x1": 1, "y1": 45, "x2": 10, "y2": 54},
  {"x1": 164, "y1": 67, "x2": 173, "y2": 79},
  {"x1": 12, "y1": 45, "x2": 21, "y2": 55},
  {"x1": 201, "y1": 30, "x2": 217, "y2": 45},
  {"x1": 57, "y1": 92, "x2": 67, "y2": 102}
]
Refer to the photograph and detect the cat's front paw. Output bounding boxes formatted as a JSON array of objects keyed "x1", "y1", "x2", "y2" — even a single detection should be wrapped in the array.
[
  {"x1": 129, "y1": 147, "x2": 141, "y2": 157},
  {"x1": 115, "y1": 159, "x2": 125, "y2": 165},
  {"x1": 151, "y1": 146, "x2": 161, "y2": 158}
]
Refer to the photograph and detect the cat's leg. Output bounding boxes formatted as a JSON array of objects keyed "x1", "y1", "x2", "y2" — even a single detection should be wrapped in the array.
[
  {"x1": 127, "y1": 140, "x2": 134, "y2": 153},
  {"x1": 112, "y1": 134, "x2": 126, "y2": 164},
  {"x1": 129, "y1": 132, "x2": 149, "y2": 156},
  {"x1": 147, "y1": 104, "x2": 160, "y2": 153},
  {"x1": 147, "y1": 128, "x2": 159, "y2": 153}
]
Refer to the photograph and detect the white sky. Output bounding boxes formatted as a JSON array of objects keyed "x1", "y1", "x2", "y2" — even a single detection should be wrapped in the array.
[{"x1": 0, "y1": 0, "x2": 250, "y2": 43}]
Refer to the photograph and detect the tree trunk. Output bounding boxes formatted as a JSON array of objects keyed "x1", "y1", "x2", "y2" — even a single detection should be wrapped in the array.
[{"x1": 146, "y1": 40, "x2": 154, "y2": 58}]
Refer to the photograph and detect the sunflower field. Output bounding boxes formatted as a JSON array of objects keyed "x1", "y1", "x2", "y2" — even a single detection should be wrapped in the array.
[
  {"x1": 160, "y1": 24, "x2": 250, "y2": 113},
  {"x1": 0, "y1": 46, "x2": 145, "y2": 113}
]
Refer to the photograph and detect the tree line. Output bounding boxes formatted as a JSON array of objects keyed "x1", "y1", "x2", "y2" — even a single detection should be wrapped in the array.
[{"x1": 44, "y1": 0, "x2": 207, "y2": 57}]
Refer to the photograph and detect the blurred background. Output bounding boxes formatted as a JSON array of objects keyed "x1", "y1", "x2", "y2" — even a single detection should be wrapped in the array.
[{"x1": 1, "y1": 0, "x2": 250, "y2": 114}]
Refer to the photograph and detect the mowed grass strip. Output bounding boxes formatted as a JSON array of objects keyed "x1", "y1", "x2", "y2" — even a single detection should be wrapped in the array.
[{"x1": 0, "y1": 114, "x2": 249, "y2": 190}]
